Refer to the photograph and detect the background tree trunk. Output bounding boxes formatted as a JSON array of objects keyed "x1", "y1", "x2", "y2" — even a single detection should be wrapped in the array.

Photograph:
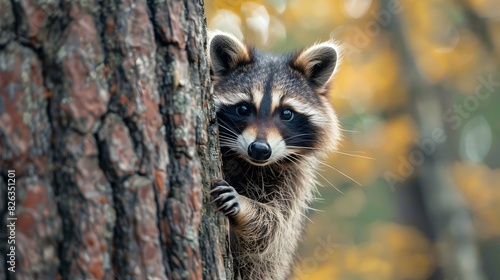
[
  {"x1": 0, "y1": 0, "x2": 231, "y2": 279},
  {"x1": 381, "y1": 0, "x2": 487, "y2": 279}
]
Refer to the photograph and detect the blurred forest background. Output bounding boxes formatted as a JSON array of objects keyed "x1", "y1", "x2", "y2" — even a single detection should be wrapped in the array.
[{"x1": 205, "y1": 0, "x2": 500, "y2": 279}]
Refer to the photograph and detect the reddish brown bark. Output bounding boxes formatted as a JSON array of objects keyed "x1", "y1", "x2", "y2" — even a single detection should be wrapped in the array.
[{"x1": 0, "y1": 0, "x2": 230, "y2": 279}]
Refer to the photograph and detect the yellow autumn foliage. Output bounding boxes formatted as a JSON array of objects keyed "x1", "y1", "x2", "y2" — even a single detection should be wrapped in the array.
[
  {"x1": 294, "y1": 223, "x2": 434, "y2": 280},
  {"x1": 453, "y1": 162, "x2": 500, "y2": 238}
]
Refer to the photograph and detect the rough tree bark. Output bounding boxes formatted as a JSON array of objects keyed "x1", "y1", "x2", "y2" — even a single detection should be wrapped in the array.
[{"x1": 0, "y1": 0, "x2": 231, "y2": 279}]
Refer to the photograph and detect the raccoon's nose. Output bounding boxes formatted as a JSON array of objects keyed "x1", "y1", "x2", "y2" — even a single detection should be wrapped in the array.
[{"x1": 248, "y1": 141, "x2": 272, "y2": 161}]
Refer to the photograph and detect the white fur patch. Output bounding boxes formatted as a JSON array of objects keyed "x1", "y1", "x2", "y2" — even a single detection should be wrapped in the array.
[
  {"x1": 267, "y1": 131, "x2": 286, "y2": 162},
  {"x1": 252, "y1": 87, "x2": 264, "y2": 112},
  {"x1": 271, "y1": 90, "x2": 283, "y2": 114}
]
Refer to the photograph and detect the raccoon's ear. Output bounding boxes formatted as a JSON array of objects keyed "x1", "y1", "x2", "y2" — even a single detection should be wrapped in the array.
[
  {"x1": 291, "y1": 42, "x2": 340, "y2": 92},
  {"x1": 208, "y1": 31, "x2": 253, "y2": 77}
]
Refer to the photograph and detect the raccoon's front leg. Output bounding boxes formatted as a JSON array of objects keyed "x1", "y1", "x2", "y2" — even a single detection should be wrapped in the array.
[
  {"x1": 210, "y1": 180, "x2": 282, "y2": 253},
  {"x1": 211, "y1": 180, "x2": 294, "y2": 279}
]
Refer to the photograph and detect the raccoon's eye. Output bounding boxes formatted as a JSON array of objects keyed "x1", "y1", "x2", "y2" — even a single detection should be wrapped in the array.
[
  {"x1": 280, "y1": 109, "x2": 294, "y2": 121},
  {"x1": 236, "y1": 103, "x2": 251, "y2": 116}
]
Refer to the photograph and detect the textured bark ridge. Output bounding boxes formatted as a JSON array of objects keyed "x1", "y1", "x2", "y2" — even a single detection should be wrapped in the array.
[{"x1": 0, "y1": 0, "x2": 230, "y2": 279}]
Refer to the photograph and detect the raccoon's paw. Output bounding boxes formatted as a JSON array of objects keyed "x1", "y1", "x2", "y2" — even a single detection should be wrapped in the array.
[{"x1": 210, "y1": 179, "x2": 240, "y2": 217}]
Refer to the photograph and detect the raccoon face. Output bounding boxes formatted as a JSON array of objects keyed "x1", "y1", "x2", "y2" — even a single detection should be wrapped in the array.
[{"x1": 208, "y1": 31, "x2": 341, "y2": 166}]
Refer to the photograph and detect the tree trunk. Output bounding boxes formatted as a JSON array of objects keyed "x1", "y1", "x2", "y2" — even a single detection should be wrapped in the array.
[
  {"x1": 0, "y1": 0, "x2": 230, "y2": 279},
  {"x1": 380, "y1": 0, "x2": 487, "y2": 279}
]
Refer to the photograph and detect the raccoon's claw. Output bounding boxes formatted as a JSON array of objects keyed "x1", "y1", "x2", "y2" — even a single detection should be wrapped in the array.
[{"x1": 210, "y1": 180, "x2": 240, "y2": 217}]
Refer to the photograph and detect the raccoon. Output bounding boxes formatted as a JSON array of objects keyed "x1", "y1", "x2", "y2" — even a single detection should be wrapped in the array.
[{"x1": 208, "y1": 31, "x2": 341, "y2": 280}]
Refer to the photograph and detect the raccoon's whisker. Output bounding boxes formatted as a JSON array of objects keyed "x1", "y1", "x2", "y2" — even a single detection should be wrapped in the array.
[
  {"x1": 300, "y1": 211, "x2": 314, "y2": 223},
  {"x1": 217, "y1": 114, "x2": 243, "y2": 134},
  {"x1": 339, "y1": 128, "x2": 360, "y2": 133},
  {"x1": 217, "y1": 122, "x2": 240, "y2": 137},
  {"x1": 219, "y1": 138, "x2": 236, "y2": 145},
  {"x1": 286, "y1": 146, "x2": 319, "y2": 150},
  {"x1": 218, "y1": 135, "x2": 237, "y2": 141},
  {"x1": 285, "y1": 153, "x2": 344, "y2": 194},
  {"x1": 313, "y1": 169, "x2": 344, "y2": 194},
  {"x1": 334, "y1": 148, "x2": 369, "y2": 154},
  {"x1": 331, "y1": 150, "x2": 375, "y2": 160},
  {"x1": 218, "y1": 136, "x2": 238, "y2": 142},
  {"x1": 219, "y1": 144, "x2": 239, "y2": 149},
  {"x1": 218, "y1": 139, "x2": 237, "y2": 144},
  {"x1": 219, "y1": 134, "x2": 237, "y2": 143},
  {"x1": 318, "y1": 161, "x2": 362, "y2": 187},
  {"x1": 219, "y1": 131, "x2": 239, "y2": 139},
  {"x1": 219, "y1": 140, "x2": 237, "y2": 145},
  {"x1": 219, "y1": 121, "x2": 236, "y2": 133},
  {"x1": 218, "y1": 118, "x2": 241, "y2": 135},
  {"x1": 281, "y1": 153, "x2": 305, "y2": 171},
  {"x1": 221, "y1": 149, "x2": 238, "y2": 157},
  {"x1": 219, "y1": 144, "x2": 238, "y2": 150},
  {"x1": 305, "y1": 205, "x2": 323, "y2": 213},
  {"x1": 219, "y1": 145, "x2": 238, "y2": 150},
  {"x1": 287, "y1": 146, "x2": 376, "y2": 160},
  {"x1": 341, "y1": 123, "x2": 363, "y2": 130},
  {"x1": 218, "y1": 133, "x2": 237, "y2": 138},
  {"x1": 281, "y1": 133, "x2": 317, "y2": 142}
]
